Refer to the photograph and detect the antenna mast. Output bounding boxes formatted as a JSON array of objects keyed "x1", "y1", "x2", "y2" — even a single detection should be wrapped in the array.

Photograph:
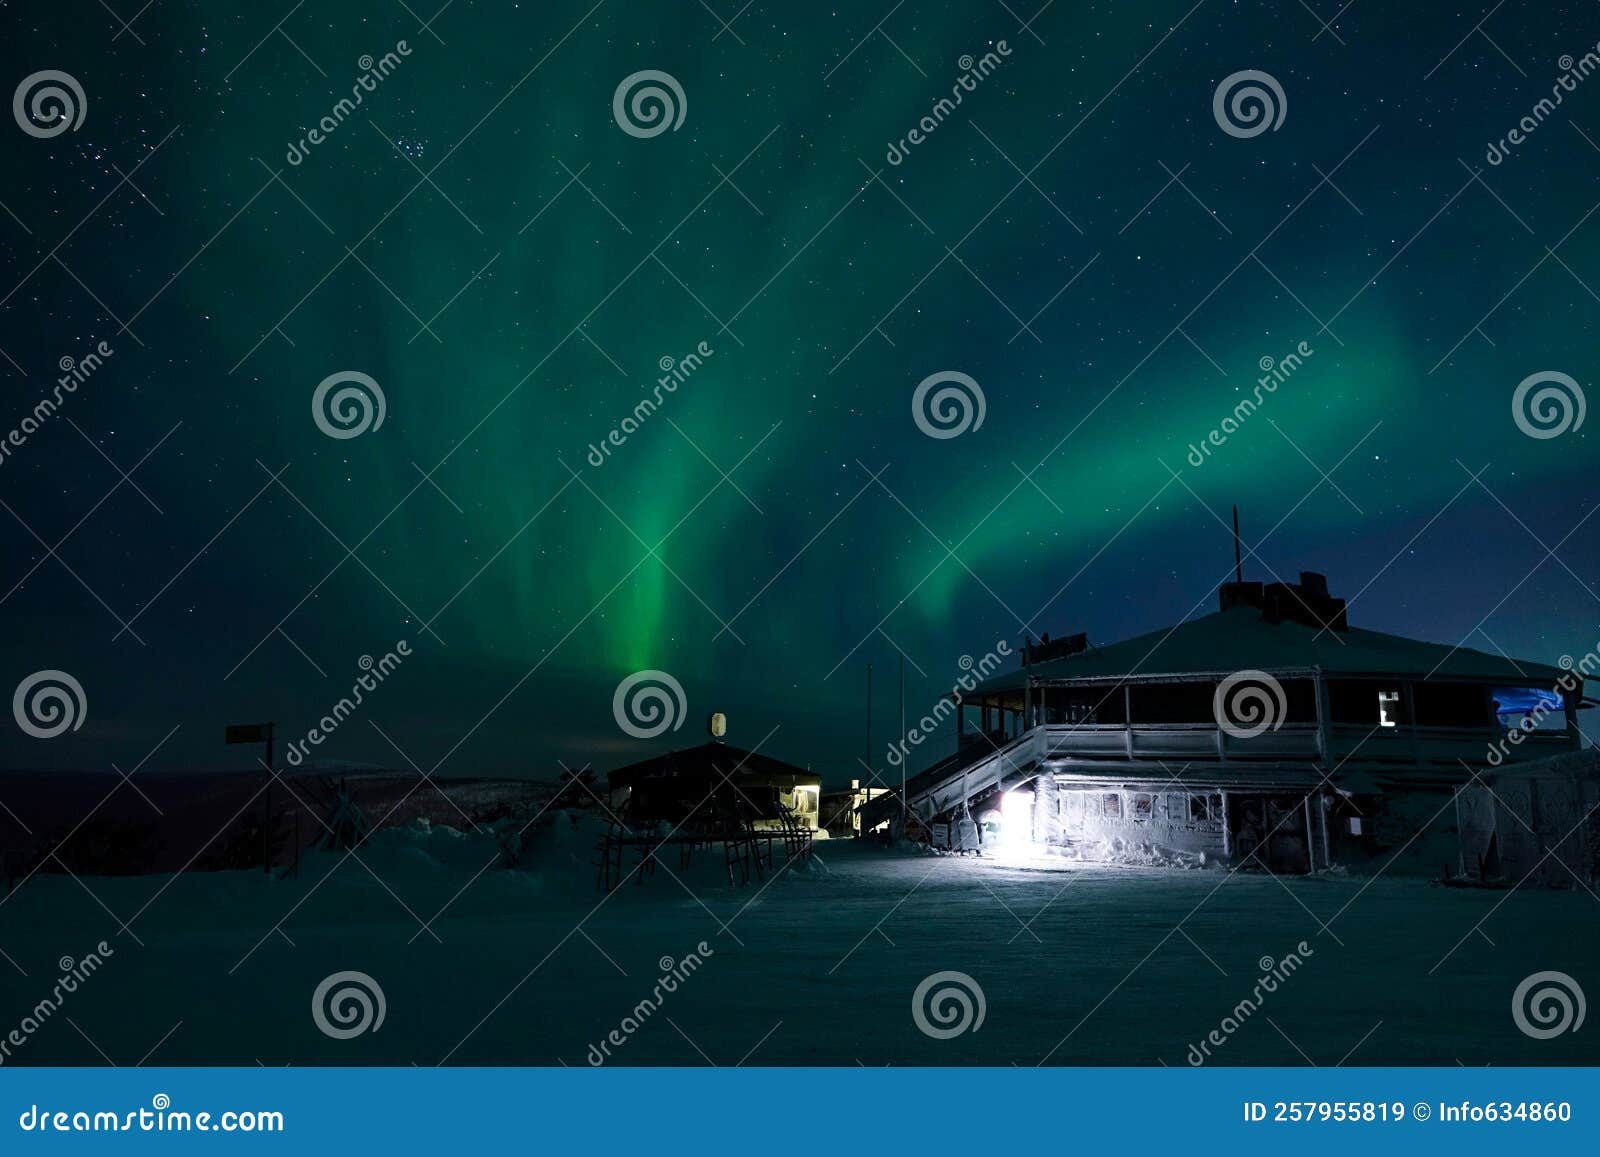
[{"x1": 1232, "y1": 504, "x2": 1243, "y2": 584}]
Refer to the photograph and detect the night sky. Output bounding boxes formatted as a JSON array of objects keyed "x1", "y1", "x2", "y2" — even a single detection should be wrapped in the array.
[{"x1": 1, "y1": 0, "x2": 1596, "y2": 780}]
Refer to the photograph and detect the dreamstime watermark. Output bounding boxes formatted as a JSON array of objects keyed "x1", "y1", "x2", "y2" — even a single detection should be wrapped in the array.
[
  {"x1": 885, "y1": 640, "x2": 1013, "y2": 768},
  {"x1": 1213, "y1": 69, "x2": 1285, "y2": 138},
  {"x1": 1485, "y1": 641, "x2": 1592, "y2": 766},
  {"x1": 0, "y1": 341, "x2": 114, "y2": 469},
  {"x1": 12, "y1": 670, "x2": 87, "y2": 739},
  {"x1": 18, "y1": 1097, "x2": 284, "y2": 1134},
  {"x1": 586, "y1": 341, "x2": 714, "y2": 467},
  {"x1": 0, "y1": 942, "x2": 114, "y2": 1065},
  {"x1": 1186, "y1": 341, "x2": 1313, "y2": 467},
  {"x1": 612, "y1": 70, "x2": 685, "y2": 138},
  {"x1": 912, "y1": 970, "x2": 985, "y2": 1039},
  {"x1": 1186, "y1": 943, "x2": 1315, "y2": 1064},
  {"x1": 885, "y1": 43, "x2": 1011, "y2": 166},
  {"x1": 912, "y1": 370, "x2": 985, "y2": 439},
  {"x1": 586, "y1": 943, "x2": 714, "y2": 1064},
  {"x1": 1512, "y1": 970, "x2": 1585, "y2": 1039},
  {"x1": 1485, "y1": 46, "x2": 1600, "y2": 165},
  {"x1": 1511, "y1": 370, "x2": 1585, "y2": 440},
  {"x1": 312, "y1": 370, "x2": 386, "y2": 439},
  {"x1": 1213, "y1": 670, "x2": 1287, "y2": 739},
  {"x1": 285, "y1": 43, "x2": 412, "y2": 165},
  {"x1": 311, "y1": 970, "x2": 386, "y2": 1039},
  {"x1": 12, "y1": 70, "x2": 86, "y2": 138},
  {"x1": 612, "y1": 670, "x2": 686, "y2": 739},
  {"x1": 284, "y1": 643, "x2": 410, "y2": 767}
]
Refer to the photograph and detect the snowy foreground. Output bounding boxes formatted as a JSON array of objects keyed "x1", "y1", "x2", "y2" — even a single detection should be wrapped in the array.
[{"x1": 1, "y1": 815, "x2": 1594, "y2": 1067}]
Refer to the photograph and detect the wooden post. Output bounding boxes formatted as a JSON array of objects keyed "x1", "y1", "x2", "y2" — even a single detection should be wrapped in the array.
[
  {"x1": 1317, "y1": 792, "x2": 1330, "y2": 871},
  {"x1": 261, "y1": 723, "x2": 275, "y2": 875},
  {"x1": 1303, "y1": 795, "x2": 1317, "y2": 873},
  {"x1": 1220, "y1": 790, "x2": 1232, "y2": 858},
  {"x1": 1314, "y1": 672, "x2": 1331, "y2": 762}
]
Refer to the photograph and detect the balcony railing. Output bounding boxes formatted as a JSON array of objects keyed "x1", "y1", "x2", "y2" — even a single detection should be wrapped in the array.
[{"x1": 1040, "y1": 721, "x2": 1575, "y2": 766}]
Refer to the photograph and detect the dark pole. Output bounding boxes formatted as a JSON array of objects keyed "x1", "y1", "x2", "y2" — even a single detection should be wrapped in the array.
[
  {"x1": 865, "y1": 662, "x2": 873, "y2": 784},
  {"x1": 1232, "y1": 505, "x2": 1243, "y2": 584},
  {"x1": 262, "y1": 723, "x2": 275, "y2": 875},
  {"x1": 898, "y1": 652, "x2": 906, "y2": 827}
]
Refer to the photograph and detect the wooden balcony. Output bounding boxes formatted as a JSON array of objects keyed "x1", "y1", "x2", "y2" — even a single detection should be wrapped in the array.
[{"x1": 1040, "y1": 720, "x2": 1577, "y2": 768}]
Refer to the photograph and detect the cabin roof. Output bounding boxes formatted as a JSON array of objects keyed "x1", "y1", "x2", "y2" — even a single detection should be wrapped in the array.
[
  {"x1": 607, "y1": 741, "x2": 816, "y2": 787},
  {"x1": 969, "y1": 606, "x2": 1568, "y2": 695}
]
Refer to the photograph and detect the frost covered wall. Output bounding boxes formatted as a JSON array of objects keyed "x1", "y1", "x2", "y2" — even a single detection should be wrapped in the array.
[
  {"x1": 1056, "y1": 786, "x2": 1227, "y2": 861},
  {"x1": 1456, "y1": 757, "x2": 1600, "y2": 886}
]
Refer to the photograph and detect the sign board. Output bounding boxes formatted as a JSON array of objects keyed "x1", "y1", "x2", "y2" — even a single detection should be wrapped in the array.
[
  {"x1": 225, "y1": 723, "x2": 271, "y2": 744},
  {"x1": 931, "y1": 822, "x2": 950, "y2": 849}
]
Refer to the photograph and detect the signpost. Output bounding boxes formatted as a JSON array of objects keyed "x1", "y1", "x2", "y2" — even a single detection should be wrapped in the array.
[{"x1": 225, "y1": 723, "x2": 275, "y2": 872}]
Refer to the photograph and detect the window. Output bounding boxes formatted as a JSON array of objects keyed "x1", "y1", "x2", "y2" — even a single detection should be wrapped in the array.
[
  {"x1": 1329, "y1": 680, "x2": 1389, "y2": 724},
  {"x1": 1377, "y1": 689, "x2": 1401, "y2": 728},
  {"x1": 1491, "y1": 686, "x2": 1567, "y2": 731},
  {"x1": 1129, "y1": 681, "x2": 1217, "y2": 723},
  {"x1": 1189, "y1": 794, "x2": 1210, "y2": 822},
  {"x1": 1132, "y1": 793, "x2": 1153, "y2": 821},
  {"x1": 1413, "y1": 682, "x2": 1491, "y2": 727},
  {"x1": 1047, "y1": 685, "x2": 1126, "y2": 725},
  {"x1": 1102, "y1": 792, "x2": 1121, "y2": 818}
]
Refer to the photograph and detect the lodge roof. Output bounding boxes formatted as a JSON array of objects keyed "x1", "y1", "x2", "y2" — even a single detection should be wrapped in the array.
[
  {"x1": 968, "y1": 605, "x2": 1570, "y2": 695},
  {"x1": 606, "y1": 741, "x2": 816, "y2": 787}
]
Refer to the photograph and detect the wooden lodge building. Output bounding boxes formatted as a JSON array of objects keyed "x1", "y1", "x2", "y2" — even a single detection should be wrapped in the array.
[
  {"x1": 607, "y1": 741, "x2": 822, "y2": 833},
  {"x1": 860, "y1": 572, "x2": 1587, "y2": 873}
]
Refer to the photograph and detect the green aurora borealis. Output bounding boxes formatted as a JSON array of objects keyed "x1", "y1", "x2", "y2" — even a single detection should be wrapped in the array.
[{"x1": 1, "y1": 0, "x2": 1597, "y2": 777}]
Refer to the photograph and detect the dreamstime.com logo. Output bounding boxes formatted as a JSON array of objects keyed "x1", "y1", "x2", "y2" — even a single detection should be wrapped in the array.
[
  {"x1": 1213, "y1": 69, "x2": 1286, "y2": 138},
  {"x1": 1484, "y1": 44, "x2": 1600, "y2": 165},
  {"x1": 612, "y1": 70, "x2": 686, "y2": 138},
  {"x1": 1512, "y1": 371, "x2": 1585, "y2": 440},
  {"x1": 0, "y1": 340, "x2": 115, "y2": 470},
  {"x1": 312, "y1": 371, "x2": 387, "y2": 439},
  {"x1": 1187, "y1": 943, "x2": 1315, "y2": 1064},
  {"x1": 613, "y1": 670, "x2": 687, "y2": 739},
  {"x1": 18, "y1": 1095, "x2": 283, "y2": 1134},
  {"x1": 13, "y1": 70, "x2": 86, "y2": 138},
  {"x1": 912, "y1": 971, "x2": 986, "y2": 1039},
  {"x1": 1213, "y1": 670, "x2": 1286, "y2": 739},
  {"x1": 0, "y1": 942, "x2": 115, "y2": 1066},
  {"x1": 1185, "y1": 341, "x2": 1313, "y2": 467},
  {"x1": 586, "y1": 341, "x2": 714, "y2": 467},
  {"x1": 884, "y1": 43, "x2": 1012, "y2": 166},
  {"x1": 12, "y1": 670, "x2": 86, "y2": 739},
  {"x1": 586, "y1": 942, "x2": 714, "y2": 1064},
  {"x1": 312, "y1": 970, "x2": 386, "y2": 1039},
  {"x1": 912, "y1": 371, "x2": 985, "y2": 439},
  {"x1": 886, "y1": 640, "x2": 1013, "y2": 768},
  {"x1": 1512, "y1": 970, "x2": 1585, "y2": 1040},
  {"x1": 284, "y1": 643, "x2": 411, "y2": 766},
  {"x1": 285, "y1": 42, "x2": 412, "y2": 165}
]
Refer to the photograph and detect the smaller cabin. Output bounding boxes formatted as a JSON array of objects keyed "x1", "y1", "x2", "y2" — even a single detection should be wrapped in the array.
[{"x1": 607, "y1": 742, "x2": 822, "y2": 832}]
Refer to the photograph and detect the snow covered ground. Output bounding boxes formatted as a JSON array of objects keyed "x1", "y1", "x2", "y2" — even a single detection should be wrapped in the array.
[{"x1": 1, "y1": 814, "x2": 1594, "y2": 1067}]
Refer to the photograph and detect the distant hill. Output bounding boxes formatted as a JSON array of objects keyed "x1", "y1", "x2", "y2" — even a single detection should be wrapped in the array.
[{"x1": 0, "y1": 769, "x2": 561, "y2": 879}]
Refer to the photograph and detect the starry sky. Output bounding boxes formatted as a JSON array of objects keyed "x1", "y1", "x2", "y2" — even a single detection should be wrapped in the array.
[{"x1": 0, "y1": 0, "x2": 1596, "y2": 782}]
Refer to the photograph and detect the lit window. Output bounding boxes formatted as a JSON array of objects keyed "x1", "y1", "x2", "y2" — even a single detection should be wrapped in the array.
[
  {"x1": 1132, "y1": 793, "x2": 1153, "y2": 821},
  {"x1": 1103, "y1": 793, "x2": 1121, "y2": 818},
  {"x1": 1378, "y1": 690, "x2": 1401, "y2": 727}
]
